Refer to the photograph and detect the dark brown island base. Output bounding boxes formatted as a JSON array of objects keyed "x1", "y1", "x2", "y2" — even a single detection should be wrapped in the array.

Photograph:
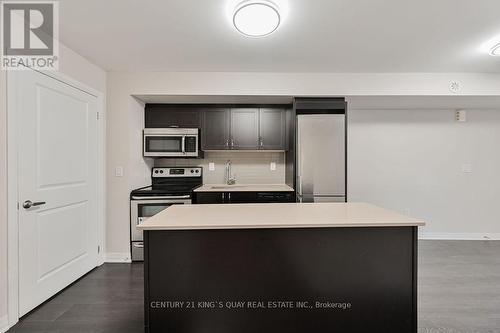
[{"x1": 138, "y1": 202, "x2": 425, "y2": 333}]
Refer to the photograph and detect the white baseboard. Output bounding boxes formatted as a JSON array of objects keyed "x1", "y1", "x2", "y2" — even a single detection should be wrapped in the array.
[
  {"x1": 419, "y1": 232, "x2": 500, "y2": 240},
  {"x1": 105, "y1": 252, "x2": 131, "y2": 263},
  {"x1": 0, "y1": 315, "x2": 9, "y2": 333}
]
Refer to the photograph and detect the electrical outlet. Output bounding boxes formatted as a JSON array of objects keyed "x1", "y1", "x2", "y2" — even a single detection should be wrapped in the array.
[
  {"x1": 270, "y1": 162, "x2": 276, "y2": 171},
  {"x1": 115, "y1": 166, "x2": 123, "y2": 177},
  {"x1": 209, "y1": 162, "x2": 215, "y2": 171},
  {"x1": 456, "y1": 110, "x2": 466, "y2": 122}
]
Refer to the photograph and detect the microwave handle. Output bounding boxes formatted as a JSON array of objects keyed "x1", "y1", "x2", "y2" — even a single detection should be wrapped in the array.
[{"x1": 182, "y1": 136, "x2": 186, "y2": 154}]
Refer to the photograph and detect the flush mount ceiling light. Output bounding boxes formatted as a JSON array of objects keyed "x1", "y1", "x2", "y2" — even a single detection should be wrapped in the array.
[
  {"x1": 233, "y1": 1, "x2": 281, "y2": 37},
  {"x1": 490, "y1": 43, "x2": 500, "y2": 56}
]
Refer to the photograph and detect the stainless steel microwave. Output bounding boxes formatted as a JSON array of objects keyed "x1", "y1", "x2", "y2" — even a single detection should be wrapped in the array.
[{"x1": 143, "y1": 128, "x2": 199, "y2": 157}]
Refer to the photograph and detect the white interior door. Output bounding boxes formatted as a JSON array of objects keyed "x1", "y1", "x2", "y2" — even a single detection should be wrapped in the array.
[{"x1": 16, "y1": 70, "x2": 99, "y2": 316}]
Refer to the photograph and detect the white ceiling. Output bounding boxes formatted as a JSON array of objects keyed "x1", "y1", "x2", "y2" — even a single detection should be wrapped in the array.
[{"x1": 59, "y1": 0, "x2": 500, "y2": 73}]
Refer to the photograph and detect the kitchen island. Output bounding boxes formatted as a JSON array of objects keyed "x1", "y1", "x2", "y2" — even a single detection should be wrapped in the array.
[{"x1": 138, "y1": 202, "x2": 425, "y2": 333}]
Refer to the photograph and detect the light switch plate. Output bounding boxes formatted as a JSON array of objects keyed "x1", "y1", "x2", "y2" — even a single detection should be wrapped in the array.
[
  {"x1": 270, "y1": 162, "x2": 276, "y2": 171},
  {"x1": 209, "y1": 162, "x2": 215, "y2": 171},
  {"x1": 115, "y1": 166, "x2": 123, "y2": 177}
]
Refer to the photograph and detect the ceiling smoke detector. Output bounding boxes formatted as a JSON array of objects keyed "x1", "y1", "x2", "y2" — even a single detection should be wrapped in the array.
[
  {"x1": 233, "y1": 1, "x2": 281, "y2": 37},
  {"x1": 490, "y1": 43, "x2": 500, "y2": 56}
]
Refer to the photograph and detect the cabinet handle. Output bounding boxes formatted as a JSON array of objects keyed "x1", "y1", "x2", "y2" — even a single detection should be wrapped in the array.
[
  {"x1": 225, "y1": 139, "x2": 229, "y2": 148},
  {"x1": 231, "y1": 138, "x2": 234, "y2": 148},
  {"x1": 259, "y1": 137, "x2": 263, "y2": 148}
]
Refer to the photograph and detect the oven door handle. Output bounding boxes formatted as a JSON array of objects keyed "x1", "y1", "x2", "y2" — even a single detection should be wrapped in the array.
[
  {"x1": 131, "y1": 195, "x2": 191, "y2": 200},
  {"x1": 182, "y1": 136, "x2": 186, "y2": 154}
]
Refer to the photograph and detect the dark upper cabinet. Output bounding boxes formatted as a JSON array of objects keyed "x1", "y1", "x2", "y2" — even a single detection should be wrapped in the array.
[
  {"x1": 230, "y1": 108, "x2": 260, "y2": 149},
  {"x1": 259, "y1": 108, "x2": 286, "y2": 150},
  {"x1": 145, "y1": 104, "x2": 288, "y2": 151},
  {"x1": 201, "y1": 108, "x2": 230, "y2": 150},
  {"x1": 145, "y1": 105, "x2": 201, "y2": 128},
  {"x1": 201, "y1": 107, "x2": 288, "y2": 151}
]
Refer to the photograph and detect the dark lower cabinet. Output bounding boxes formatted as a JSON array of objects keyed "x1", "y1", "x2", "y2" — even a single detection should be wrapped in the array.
[
  {"x1": 256, "y1": 192, "x2": 294, "y2": 202},
  {"x1": 194, "y1": 191, "x2": 294, "y2": 204},
  {"x1": 193, "y1": 192, "x2": 225, "y2": 204},
  {"x1": 226, "y1": 192, "x2": 258, "y2": 203}
]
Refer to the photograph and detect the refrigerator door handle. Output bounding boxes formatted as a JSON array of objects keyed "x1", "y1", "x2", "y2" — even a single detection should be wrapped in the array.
[{"x1": 297, "y1": 175, "x2": 302, "y2": 196}]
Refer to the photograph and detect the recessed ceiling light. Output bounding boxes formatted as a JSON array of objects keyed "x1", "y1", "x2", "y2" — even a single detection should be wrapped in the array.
[
  {"x1": 490, "y1": 43, "x2": 500, "y2": 56},
  {"x1": 233, "y1": 1, "x2": 280, "y2": 37}
]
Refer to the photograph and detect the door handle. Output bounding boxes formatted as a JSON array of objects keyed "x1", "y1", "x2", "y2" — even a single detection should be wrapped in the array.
[{"x1": 23, "y1": 200, "x2": 46, "y2": 209}]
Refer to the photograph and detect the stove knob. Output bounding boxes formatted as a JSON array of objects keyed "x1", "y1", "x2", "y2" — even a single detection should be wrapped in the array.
[
  {"x1": 154, "y1": 170, "x2": 159, "y2": 174},
  {"x1": 190, "y1": 170, "x2": 194, "y2": 173},
  {"x1": 195, "y1": 170, "x2": 199, "y2": 173},
  {"x1": 160, "y1": 170, "x2": 164, "y2": 174}
]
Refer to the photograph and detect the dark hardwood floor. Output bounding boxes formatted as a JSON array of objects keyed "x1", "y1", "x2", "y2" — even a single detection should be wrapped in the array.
[
  {"x1": 8, "y1": 240, "x2": 500, "y2": 333},
  {"x1": 9, "y1": 263, "x2": 144, "y2": 333}
]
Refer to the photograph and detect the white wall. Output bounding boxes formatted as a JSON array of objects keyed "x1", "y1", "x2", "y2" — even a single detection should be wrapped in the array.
[
  {"x1": 115, "y1": 72, "x2": 500, "y2": 96},
  {"x1": 106, "y1": 71, "x2": 500, "y2": 259},
  {"x1": 0, "y1": 42, "x2": 106, "y2": 329},
  {"x1": 57, "y1": 44, "x2": 107, "y2": 93},
  {"x1": 348, "y1": 107, "x2": 500, "y2": 239},
  {"x1": 0, "y1": 64, "x2": 8, "y2": 329}
]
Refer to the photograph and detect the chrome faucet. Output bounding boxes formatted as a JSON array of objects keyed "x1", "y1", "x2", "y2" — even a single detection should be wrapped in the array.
[{"x1": 225, "y1": 160, "x2": 236, "y2": 185}]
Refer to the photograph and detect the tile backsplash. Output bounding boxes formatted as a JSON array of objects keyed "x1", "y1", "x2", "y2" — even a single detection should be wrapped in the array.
[{"x1": 154, "y1": 152, "x2": 285, "y2": 184}]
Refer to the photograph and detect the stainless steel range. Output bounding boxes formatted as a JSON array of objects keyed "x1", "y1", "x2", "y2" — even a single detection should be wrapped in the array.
[{"x1": 130, "y1": 167, "x2": 202, "y2": 261}]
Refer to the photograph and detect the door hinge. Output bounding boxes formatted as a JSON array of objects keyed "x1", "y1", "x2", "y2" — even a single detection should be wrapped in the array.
[
  {"x1": 97, "y1": 245, "x2": 101, "y2": 254},
  {"x1": 96, "y1": 112, "x2": 100, "y2": 120}
]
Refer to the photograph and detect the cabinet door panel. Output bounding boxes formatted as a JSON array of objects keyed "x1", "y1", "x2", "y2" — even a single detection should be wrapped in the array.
[
  {"x1": 231, "y1": 108, "x2": 259, "y2": 149},
  {"x1": 259, "y1": 108, "x2": 286, "y2": 150},
  {"x1": 202, "y1": 109, "x2": 230, "y2": 150},
  {"x1": 227, "y1": 192, "x2": 258, "y2": 203},
  {"x1": 145, "y1": 105, "x2": 201, "y2": 128},
  {"x1": 194, "y1": 192, "x2": 224, "y2": 204}
]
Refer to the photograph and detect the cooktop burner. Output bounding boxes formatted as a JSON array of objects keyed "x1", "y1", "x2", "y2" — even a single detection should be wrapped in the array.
[{"x1": 130, "y1": 167, "x2": 202, "y2": 198}]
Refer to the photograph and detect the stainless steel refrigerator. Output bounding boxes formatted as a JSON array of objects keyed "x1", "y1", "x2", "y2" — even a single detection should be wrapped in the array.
[{"x1": 296, "y1": 114, "x2": 346, "y2": 202}]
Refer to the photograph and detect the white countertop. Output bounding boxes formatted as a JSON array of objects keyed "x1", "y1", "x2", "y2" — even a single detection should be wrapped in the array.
[
  {"x1": 137, "y1": 202, "x2": 425, "y2": 230},
  {"x1": 194, "y1": 184, "x2": 294, "y2": 192}
]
